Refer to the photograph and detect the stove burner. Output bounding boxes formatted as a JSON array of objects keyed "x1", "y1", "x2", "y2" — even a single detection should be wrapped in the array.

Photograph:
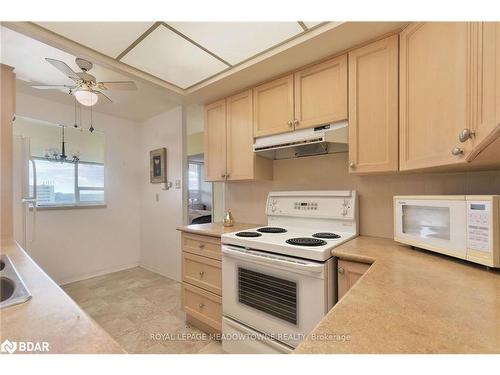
[
  {"x1": 257, "y1": 227, "x2": 287, "y2": 234},
  {"x1": 313, "y1": 232, "x2": 341, "y2": 239},
  {"x1": 286, "y1": 237, "x2": 327, "y2": 247},
  {"x1": 235, "y1": 231, "x2": 262, "y2": 238}
]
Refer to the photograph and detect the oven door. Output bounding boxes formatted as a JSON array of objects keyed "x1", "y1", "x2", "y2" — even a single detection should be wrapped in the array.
[
  {"x1": 222, "y1": 245, "x2": 331, "y2": 348},
  {"x1": 394, "y1": 198, "x2": 467, "y2": 259}
]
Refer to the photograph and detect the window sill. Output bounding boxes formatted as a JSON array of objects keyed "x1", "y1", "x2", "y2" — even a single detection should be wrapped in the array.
[{"x1": 31, "y1": 203, "x2": 107, "y2": 211}]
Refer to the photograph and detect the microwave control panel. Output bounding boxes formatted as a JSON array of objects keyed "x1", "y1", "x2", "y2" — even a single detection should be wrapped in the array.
[{"x1": 466, "y1": 201, "x2": 491, "y2": 252}]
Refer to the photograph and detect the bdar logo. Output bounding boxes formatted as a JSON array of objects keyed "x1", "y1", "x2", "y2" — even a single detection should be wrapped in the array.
[{"x1": 0, "y1": 340, "x2": 17, "y2": 354}]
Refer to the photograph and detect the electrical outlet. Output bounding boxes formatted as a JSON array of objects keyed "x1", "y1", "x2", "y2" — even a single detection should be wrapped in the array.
[{"x1": 175, "y1": 180, "x2": 181, "y2": 189}]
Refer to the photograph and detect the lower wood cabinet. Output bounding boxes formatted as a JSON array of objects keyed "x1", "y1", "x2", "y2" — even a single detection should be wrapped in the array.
[
  {"x1": 337, "y1": 259, "x2": 371, "y2": 300},
  {"x1": 181, "y1": 232, "x2": 222, "y2": 334}
]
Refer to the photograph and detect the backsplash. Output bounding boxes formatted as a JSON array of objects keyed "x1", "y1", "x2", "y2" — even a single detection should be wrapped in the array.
[{"x1": 224, "y1": 153, "x2": 500, "y2": 238}]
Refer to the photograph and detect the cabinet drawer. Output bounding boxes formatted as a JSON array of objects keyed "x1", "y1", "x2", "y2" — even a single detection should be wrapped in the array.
[
  {"x1": 182, "y1": 252, "x2": 222, "y2": 295},
  {"x1": 182, "y1": 233, "x2": 221, "y2": 260},
  {"x1": 182, "y1": 283, "x2": 222, "y2": 332}
]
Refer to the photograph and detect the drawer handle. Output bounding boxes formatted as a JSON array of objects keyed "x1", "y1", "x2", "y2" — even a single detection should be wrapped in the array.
[
  {"x1": 199, "y1": 303, "x2": 205, "y2": 309},
  {"x1": 199, "y1": 244, "x2": 205, "y2": 249},
  {"x1": 199, "y1": 271, "x2": 205, "y2": 277},
  {"x1": 338, "y1": 267, "x2": 345, "y2": 275}
]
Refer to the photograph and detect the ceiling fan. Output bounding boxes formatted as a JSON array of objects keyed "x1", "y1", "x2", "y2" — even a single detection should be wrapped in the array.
[{"x1": 31, "y1": 57, "x2": 137, "y2": 106}]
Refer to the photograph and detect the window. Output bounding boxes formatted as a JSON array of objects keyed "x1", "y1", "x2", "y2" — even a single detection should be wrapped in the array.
[
  {"x1": 14, "y1": 115, "x2": 106, "y2": 209},
  {"x1": 33, "y1": 158, "x2": 105, "y2": 207}
]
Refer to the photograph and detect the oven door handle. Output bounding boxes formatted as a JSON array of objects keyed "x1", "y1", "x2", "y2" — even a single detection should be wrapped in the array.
[{"x1": 221, "y1": 245, "x2": 324, "y2": 274}]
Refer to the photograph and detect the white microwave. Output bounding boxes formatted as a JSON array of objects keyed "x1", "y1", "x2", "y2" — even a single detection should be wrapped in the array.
[{"x1": 394, "y1": 195, "x2": 499, "y2": 268}]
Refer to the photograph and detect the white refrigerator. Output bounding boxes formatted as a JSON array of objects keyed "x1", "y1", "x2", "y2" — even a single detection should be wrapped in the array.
[{"x1": 13, "y1": 135, "x2": 37, "y2": 253}]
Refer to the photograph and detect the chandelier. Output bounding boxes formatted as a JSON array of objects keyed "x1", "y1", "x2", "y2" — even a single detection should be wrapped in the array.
[{"x1": 44, "y1": 125, "x2": 80, "y2": 163}]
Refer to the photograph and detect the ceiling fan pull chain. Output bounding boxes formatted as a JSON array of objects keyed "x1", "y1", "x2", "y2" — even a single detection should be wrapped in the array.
[
  {"x1": 89, "y1": 104, "x2": 94, "y2": 133},
  {"x1": 74, "y1": 97, "x2": 78, "y2": 128}
]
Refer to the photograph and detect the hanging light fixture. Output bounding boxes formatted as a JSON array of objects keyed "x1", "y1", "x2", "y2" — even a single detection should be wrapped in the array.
[
  {"x1": 74, "y1": 89, "x2": 99, "y2": 107},
  {"x1": 44, "y1": 125, "x2": 80, "y2": 163}
]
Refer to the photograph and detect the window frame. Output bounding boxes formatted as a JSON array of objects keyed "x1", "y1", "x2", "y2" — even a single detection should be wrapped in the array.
[{"x1": 33, "y1": 157, "x2": 105, "y2": 209}]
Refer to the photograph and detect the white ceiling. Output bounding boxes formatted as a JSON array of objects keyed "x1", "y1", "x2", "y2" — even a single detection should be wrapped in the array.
[
  {"x1": 36, "y1": 22, "x2": 155, "y2": 58},
  {"x1": 121, "y1": 25, "x2": 228, "y2": 89},
  {"x1": 33, "y1": 21, "x2": 319, "y2": 89},
  {"x1": 0, "y1": 27, "x2": 180, "y2": 122},
  {"x1": 167, "y1": 22, "x2": 304, "y2": 65}
]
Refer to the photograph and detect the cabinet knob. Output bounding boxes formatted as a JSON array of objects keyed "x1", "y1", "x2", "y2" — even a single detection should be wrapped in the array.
[
  {"x1": 221, "y1": 173, "x2": 226, "y2": 178},
  {"x1": 349, "y1": 162, "x2": 355, "y2": 169},
  {"x1": 451, "y1": 147, "x2": 464, "y2": 156},
  {"x1": 458, "y1": 128, "x2": 475, "y2": 143},
  {"x1": 293, "y1": 119, "x2": 299, "y2": 126},
  {"x1": 287, "y1": 120, "x2": 293, "y2": 128},
  {"x1": 226, "y1": 173, "x2": 230, "y2": 178},
  {"x1": 199, "y1": 303, "x2": 205, "y2": 309},
  {"x1": 199, "y1": 271, "x2": 205, "y2": 277},
  {"x1": 338, "y1": 267, "x2": 345, "y2": 275}
]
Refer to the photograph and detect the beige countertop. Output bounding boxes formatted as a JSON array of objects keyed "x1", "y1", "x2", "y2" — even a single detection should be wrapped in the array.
[
  {"x1": 295, "y1": 236, "x2": 500, "y2": 354},
  {"x1": 0, "y1": 239, "x2": 124, "y2": 354},
  {"x1": 177, "y1": 222, "x2": 260, "y2": 238}
]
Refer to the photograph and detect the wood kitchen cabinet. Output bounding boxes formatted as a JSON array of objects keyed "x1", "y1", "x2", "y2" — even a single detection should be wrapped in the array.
[
  {"x1": 399, "y1": 22, "x2": 493, "y2": 171},
  {"x1": 471, "y1": 22, "x2": 500, "y2": 149},
  {"x1": 204, "y1": 90, "x2": 273, "y2": 182},
  {"x1": 253, "y1": 56, "x2": 348, "y2": 138},
  {"x1": 181, "y1": 232, "x2": 223, "y2": 333},
  {"x1": 348, "y1": 35, "x2": 399, "y2": 174},
  {"x1": 294, "y1": 55, "x2": 348, "y2": 130},
  {"x1": 204, "y1": 99, "x2": 227, "y2": 181},
  {"x1": 337, "y1": 259, "x2": 371, "y2": 300},
  {"x1": 253, "y1": 74, "x2": 294, "y2": 137}
]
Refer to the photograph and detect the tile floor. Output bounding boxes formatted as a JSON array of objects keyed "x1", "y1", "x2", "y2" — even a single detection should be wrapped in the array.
[{"x1": 63, "y1": 267, "x2": 223, "y2": 354}]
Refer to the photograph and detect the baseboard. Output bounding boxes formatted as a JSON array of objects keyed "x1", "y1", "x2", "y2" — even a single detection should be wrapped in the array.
[
  {"x1": 139, "y1": 262, "x2": 180, "y2": 283},
  {"x1": 57, "y1": 261, "x2": 140, "y2": 286}
]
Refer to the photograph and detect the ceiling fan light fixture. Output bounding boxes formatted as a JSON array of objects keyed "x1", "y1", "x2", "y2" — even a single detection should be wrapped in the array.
[{"x1": 74, "y1": 89, "x2": 99, "y2": 107}]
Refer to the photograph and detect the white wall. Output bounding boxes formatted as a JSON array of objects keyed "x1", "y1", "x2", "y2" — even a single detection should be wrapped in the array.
[
  {"x1": 139, "y1": 106, "x2": 184, "y2": 282},
  {"x1": 15, "y1": 92, "x2": 142, "y2": 284}
]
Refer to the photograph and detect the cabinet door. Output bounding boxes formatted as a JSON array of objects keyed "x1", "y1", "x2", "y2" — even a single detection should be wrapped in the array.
[
  {"x1": 226, "y1": 90, "x2": 255, "y2": 180},
  {"x1": 400, "y1": 23, "x2": 473, "y2": 170},
  {"x1": 294, "y1": 54, "x2": 348, "y2": 130},
  {"x1": 253, "y1": 74, "x2": 294, "y2": 137},
  {"x1": 473, "y1": 22, "x2": 500, "y2": 147},
  {"x1": 337, "y1": 260, "x2": 371, "y2": 300},
  {"x1": 348, "y1": 35, "x2": 399, "y2": 174},
  {"x1": 204, "y1": 99, "x2": 227, "y2": 182}
]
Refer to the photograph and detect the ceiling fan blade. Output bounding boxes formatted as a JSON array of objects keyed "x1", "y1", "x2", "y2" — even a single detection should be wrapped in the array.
[
  {"x1": 31, "y1": 84, "x2": 75, "y2": 90},
  {"x1": 95, "y1": 90, "x2": 113, "y2": 103},
  {"x1": 97, "y1": 81, "x2": 137, "y2": 91},
  {"x1": 45, "y1": 58, "x2": 80, "y2": 80}
]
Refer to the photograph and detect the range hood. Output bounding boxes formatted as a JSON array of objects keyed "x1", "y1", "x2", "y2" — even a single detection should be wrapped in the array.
[{"x1": 253, "y1": 121, "x2": 348, "y2": 160}]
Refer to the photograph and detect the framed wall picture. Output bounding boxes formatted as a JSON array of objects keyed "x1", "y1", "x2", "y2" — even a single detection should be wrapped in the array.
[{"x1": 150, "y1": 148, "x2": 167, "y2": 183}]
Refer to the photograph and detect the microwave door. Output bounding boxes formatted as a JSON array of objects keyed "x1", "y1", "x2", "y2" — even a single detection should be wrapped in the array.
[{"x1": 395, "y1": 199, "x2": 467, "y2": 259}]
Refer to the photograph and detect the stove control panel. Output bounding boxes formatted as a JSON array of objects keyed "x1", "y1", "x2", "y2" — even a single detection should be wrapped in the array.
[
  {"x1": 294, "y1": 201, "x2": 318, "y2": 210},
  {"x1": 266, "y1": 191, "x2": 357, "y2": 220}
]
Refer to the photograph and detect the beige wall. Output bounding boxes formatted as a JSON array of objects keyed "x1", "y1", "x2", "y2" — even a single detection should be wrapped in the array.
[{"x1": 224, "y1": 152, "x2": 500, "y2": 238}]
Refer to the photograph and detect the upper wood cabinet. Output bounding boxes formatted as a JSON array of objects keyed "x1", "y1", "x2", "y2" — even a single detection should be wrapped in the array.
[
  {"x1": 294, "y1": 55, "x2": 348, "y2": 130},
  {"x1": 253, "y1": 56, "x2": 348, "y2": 137},
  {"x1": 348, "y1": 35, "x2": 399, "y2": 174},
  {"x1": 472, "y1": 22, "x2": 500, "y2": 148},
  {"x1": 253, "y1": 75, "x2": 294, "y2": 137},
  {"x1": 204, "y1": 99, "x2": 227, "y2": 181},
  {"x1": 205, "y1": 91, "x2": 273, "y2": 182},
  {"x1": 399, "y1": 22, "x2": 482, "y2": 171}
]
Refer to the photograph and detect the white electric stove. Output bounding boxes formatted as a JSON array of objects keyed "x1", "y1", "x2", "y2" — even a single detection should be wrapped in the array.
[{"x1": 221, "y1": 190, "x2": 358, "y2": 354}]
